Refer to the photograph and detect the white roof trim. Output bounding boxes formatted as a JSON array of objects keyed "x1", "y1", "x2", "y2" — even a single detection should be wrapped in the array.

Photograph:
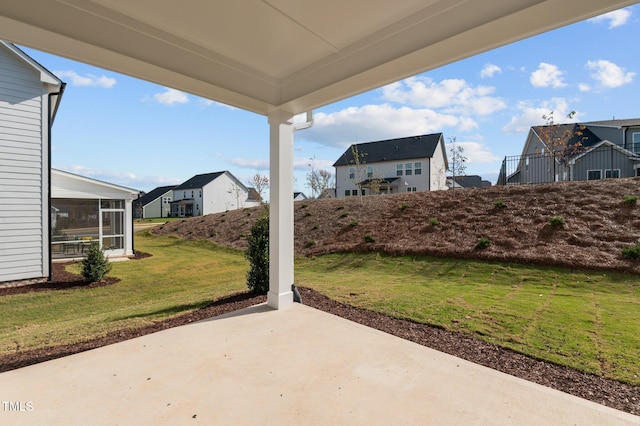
[
  {"x1": 0, "y1": 40, "x2": 62, "y2": 87},
  {"x1": 52, "y1": 168, "x2": 140, "y2": 196}
]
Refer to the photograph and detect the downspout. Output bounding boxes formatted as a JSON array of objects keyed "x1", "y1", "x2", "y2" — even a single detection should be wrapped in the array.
[
  {"x1": 47, "y1": 83, "x2": 66, "y2": 281},
  {"x1": 132, "y1": 195, "x2": 138, "y2": 256},
  {"x1": 293, "y1": 111, "x2": 314, "y2": 131},
  {"x1": 290, "y1": 111, "x2": 313, "y2": 301}
]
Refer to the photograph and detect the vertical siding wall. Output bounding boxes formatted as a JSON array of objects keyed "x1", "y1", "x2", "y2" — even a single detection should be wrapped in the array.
[{"x1": 0, "y1": 48, "x2": 46, "y2": 282}]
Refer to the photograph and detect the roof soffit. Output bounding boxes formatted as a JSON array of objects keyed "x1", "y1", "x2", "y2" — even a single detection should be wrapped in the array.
[{"x1": 0, "y1": 0, "x2": 637, "y2": 115}]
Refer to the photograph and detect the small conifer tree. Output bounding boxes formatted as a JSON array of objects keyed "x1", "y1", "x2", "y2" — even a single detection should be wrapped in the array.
[
  {"x1": 81, "y1": 243, "x2": 111, "y2": 283},
  {"x1": 246, "y1": 211, "x2": 269, "y2": 294}
]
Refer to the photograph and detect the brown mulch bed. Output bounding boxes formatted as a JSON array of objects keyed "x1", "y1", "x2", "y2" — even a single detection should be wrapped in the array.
[{"x1": 1, "y1": 264, "x2": 638, "y2": 415}]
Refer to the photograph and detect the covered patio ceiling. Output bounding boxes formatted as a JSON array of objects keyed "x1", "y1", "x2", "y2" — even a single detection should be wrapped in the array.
[
  {"x1": 0, "y1": 0, "x2": 636, "y2": 116},
  {"x1": 0, "y1": 0, "x2": 636, "y2": 309}
]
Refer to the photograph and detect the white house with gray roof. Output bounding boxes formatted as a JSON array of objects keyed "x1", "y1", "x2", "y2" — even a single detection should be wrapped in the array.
[
  {"x1": 170, "y1": 171, "x2": 259, "y2": 217},
  {"x1": 333, "y1": 134, "x2": 448, "y2": 197}
]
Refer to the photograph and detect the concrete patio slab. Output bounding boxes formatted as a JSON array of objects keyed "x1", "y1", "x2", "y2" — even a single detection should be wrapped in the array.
[{"x1": 1, "y1": 303, "x2": 638, "y2": 425}]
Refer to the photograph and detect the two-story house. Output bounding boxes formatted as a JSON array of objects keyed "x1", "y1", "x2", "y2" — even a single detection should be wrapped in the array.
[
  {"x1": 499, "y1": 119, "x2": 640, "y2": 185},
  {"x1": 170, "y1": 171, "x2": 259, "y2": 217},
  {"x1": 333, "y1": 134, "x2": 448, "y2": 197}
]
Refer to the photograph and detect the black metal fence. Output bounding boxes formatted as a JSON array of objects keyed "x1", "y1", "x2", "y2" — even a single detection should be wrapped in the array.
[{"x1": 497, "y1": 145, "x2": 640, "y2": 186}]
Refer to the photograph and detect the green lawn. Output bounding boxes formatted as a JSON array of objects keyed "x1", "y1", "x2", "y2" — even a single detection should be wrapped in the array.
[
  {"x1": 295, "y1": 253, "x2": 640, "y2": 385},
  {"x1": 1, "y1": 233, "x2": 639, "y2": 385},
  {"x1": 0, "y1": 231, "x2": 248, "y2": 356}
]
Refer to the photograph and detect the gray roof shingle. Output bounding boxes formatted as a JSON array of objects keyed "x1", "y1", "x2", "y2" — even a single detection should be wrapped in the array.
[
  {"x1": 134, "y1": 185, "x2": 175, "y2": 207},
  {"x1": 174, "y1": 172, "x2": 225, "y2": 191},
  {"x1": 581, "y1": 118, "x2": 640, "y2": 127},
  {"x1": 333, "y1": 133, "x2": 442, "y2": 167}
]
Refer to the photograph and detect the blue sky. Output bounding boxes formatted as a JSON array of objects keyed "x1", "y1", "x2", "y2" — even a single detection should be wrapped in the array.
[{"x1": 21, "y1": 6, "x2": 639, "y2": 195}]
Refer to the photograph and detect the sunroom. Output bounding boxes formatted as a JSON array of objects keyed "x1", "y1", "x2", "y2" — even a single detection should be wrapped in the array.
[{"x1": 51, "y1": 169, "x2": 139, "y2": 260}]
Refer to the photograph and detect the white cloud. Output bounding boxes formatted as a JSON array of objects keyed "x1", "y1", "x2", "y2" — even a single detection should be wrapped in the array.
[
  {"x1": 588, "y1": 8, "x2": 632, "y2": 28},
  {"x1": 578, "y1": 83, "x2": 591, "y2": 92},
  {"x1": 148, "y1": 88, "x2": 189, "y2": 105},
  {"x1": 229, "y1": 157, "x2": 332, "y2": 173},
  {"x1": 586, "y1": 60, "x2": 635, "y2": 88},
  {"x1": 57, "y1": 165, "x2": 181, "y2": 191},
  {"x1": 530, "y1": 63, "x2": 566, "y2": 88},
  {"x1": 480, "y1": 64, "x2": 502, "y2": 78},
  {"x1": 444, "y1": 141, "x2": 500, "y2": 164},
  {"x1": 298, "y1": 157, "x2": 334, "y2": 171},
  {"x1": 381, "y1": 76, "x2": 506, "y2": 115},
  {"x1": 300, "y1": 103, "x2": 472, "y2": 149},
  {"x1": 230, "y1": 158, "x2": 269, "y2": 169},
  {"x1": 55, "y1": 70, "x2": 116, "y2": 88},
  {"x1": 502, "y1": 98, "x2": 577, "y2": 133}
]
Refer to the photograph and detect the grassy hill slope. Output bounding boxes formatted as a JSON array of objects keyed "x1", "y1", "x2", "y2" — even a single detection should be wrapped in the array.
[{"x1": 152, "y1": 178, "x2": 640, "y2": 274}]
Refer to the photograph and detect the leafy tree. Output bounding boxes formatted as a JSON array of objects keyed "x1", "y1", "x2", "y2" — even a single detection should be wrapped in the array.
[
  {"x1": 245, "y1": 209, "x2": 269, "y2": 294},
  {"x1": 81, "y1": 243, "x2": 111, "y2": 283},
  {"x1": 447, "y1": 136, "x2": 467, "y2": 192},
  {"x1": 247, "y1": 173, "x2": 269, "y2": 203}
]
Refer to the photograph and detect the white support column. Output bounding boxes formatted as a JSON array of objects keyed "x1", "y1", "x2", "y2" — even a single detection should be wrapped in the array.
[{"x1": 267, "y1": 109, "x2": 294, "y2": 309}]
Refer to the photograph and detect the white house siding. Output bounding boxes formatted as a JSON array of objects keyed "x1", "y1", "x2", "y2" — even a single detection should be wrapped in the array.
[
  {"x1": 202, "y1": 173, "x2": 249, "y2": 214},
  {"x1": 0, "y1": 47, "x2": 48, "y2": 282},
  {"x1": 336, "y1": 158, "x2": 433, "y2": 197},
  {"x1": 430, "y1": 141, "x2": 447, "y2": 190}
]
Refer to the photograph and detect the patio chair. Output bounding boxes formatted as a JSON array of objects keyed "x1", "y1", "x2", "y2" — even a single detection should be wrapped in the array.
[
  {"x1": 61, "y1": 233, "x2": 76, "y2": 254},
  {"x1": 80, "y1": 236, "x2": 95, "y2": 254}
]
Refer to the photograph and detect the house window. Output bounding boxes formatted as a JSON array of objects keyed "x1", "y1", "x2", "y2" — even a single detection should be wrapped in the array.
[
  {"x1": 361, "y1": 189, "x2": 365, "y2": 196},
  {"x1": 199, "y1": 190, "x2": 202, "y2": 197},
  {"x1": 344, "y1": 190, "x2": 350, "y2": 197},
  {"x1": 605, "y1": 169, "x2": 620, "y2": 179},
  {"x1": 191, "y1": 190, "x2": 194, "y2": 198},
  {"x1": 633, "y1": 133, "x2": 640, "y2": 153},
  {"x1": 349, "y1": 167, "x2": 355, "y2": 179},
  {"x1": 587, "y1": 170, "x2": 601, "y2": 180},
  {"x1": 407, "y1": 187, "x2": 417, "y2": 192},
  {"x1": 405, "y1": 163, "x2": 412, "y2": 175},
  {"x1": 352, "y1": 189, "x2": 358, "y2": 196},
  {"x1": 414, "y1": 162, "x2": 422, "y2": 175},
  {"x1": 396, "y1": 164, "x2": 403, "y2": 176},
  {"x1": 183, "y1": 191, "x2": 186, "y2": 198},
  {"x1": 367, "y1": 166, "x2": 373, "y2": 178}
]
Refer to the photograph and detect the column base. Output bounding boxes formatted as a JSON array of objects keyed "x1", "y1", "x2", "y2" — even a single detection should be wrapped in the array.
[{"x1": 267, "y1": 290, "x2": 293, "y2": 310}]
